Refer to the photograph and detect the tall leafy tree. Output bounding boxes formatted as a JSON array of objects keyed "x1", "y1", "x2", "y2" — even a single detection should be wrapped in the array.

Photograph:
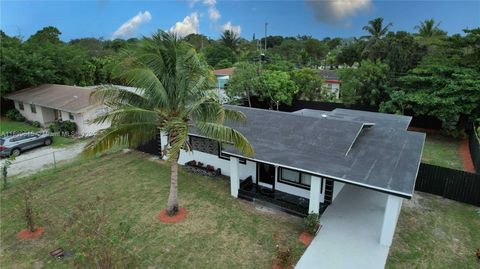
[
  {"x1": 290, "y1": 68, "x2": 326, "y2": 101},
  {"x1": 338, "y1": 60, "x2": 389, "y2": 106},
  {"x1": 84, "y1": 31, "x2": 254, "y2": 215},
  {"x1": 226, "y1": 62, "x2": 261, "y2": 106},
  {"x1": 259, "y1": 70, "x2": 298, "y2": 110}
]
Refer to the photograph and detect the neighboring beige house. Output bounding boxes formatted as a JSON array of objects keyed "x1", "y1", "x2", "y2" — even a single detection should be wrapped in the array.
[{"x1": 4, "y1": 84, "x2": 109, "y2": 136}]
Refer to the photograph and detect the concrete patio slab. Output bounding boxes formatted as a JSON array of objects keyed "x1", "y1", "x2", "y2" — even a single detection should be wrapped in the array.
[{"x1": 296, "y1": 184, "x2": 391, "y2": 269}]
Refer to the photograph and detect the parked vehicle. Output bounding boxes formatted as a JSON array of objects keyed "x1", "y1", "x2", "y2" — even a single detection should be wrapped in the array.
[{"x1": 0, "y1": 132, "x2": 53, "y2": 157}]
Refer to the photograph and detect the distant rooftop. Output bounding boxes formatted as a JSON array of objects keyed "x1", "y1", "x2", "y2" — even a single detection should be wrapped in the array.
[
  {"x1": 318, "y1": 70, "x2": 340, "y2": 82},
  {"x1": 213, "y1": 67, "x2": 235, "y2": 76}
]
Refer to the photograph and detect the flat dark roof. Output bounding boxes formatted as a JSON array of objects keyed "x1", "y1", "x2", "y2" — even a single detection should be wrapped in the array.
[{"x1": 212, "y1": 106, "x2": 425, "y2": 198}]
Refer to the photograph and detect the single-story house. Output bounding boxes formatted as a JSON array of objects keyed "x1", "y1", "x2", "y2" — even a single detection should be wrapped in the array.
[
  {"x1": 319, "y1": 69, "x2": 341, "y2": 99},
  {"x1": 156, "y1": 105, "x2": 424, "y2": 256},
  {"x1": 4, "y1": 84, "x2": 109, "y2": 136}
]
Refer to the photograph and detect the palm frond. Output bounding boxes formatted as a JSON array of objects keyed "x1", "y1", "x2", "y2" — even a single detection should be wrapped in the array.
[
  {"x1": 195, "y1": 121, "x2": 254, "y2": 157},
  {"x1": 83, "y1": 122, "x2": 157, "y2": 155}
]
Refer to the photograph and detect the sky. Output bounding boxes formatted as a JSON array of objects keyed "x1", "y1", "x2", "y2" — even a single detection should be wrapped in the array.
[{"x1": 1, "y1": 0, "x2": 479, "y2": 41}]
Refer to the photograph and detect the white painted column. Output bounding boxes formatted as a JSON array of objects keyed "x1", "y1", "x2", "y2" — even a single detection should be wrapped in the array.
[
  {"x1": 380, "y1": 195, "x2": 403, "y2": 246},
  {"x1": 230, "y1": 157, "x2": 240, "y2": 198},
  {"x1": 308, "y1": 176, "x2": 321, "y2": 214}
]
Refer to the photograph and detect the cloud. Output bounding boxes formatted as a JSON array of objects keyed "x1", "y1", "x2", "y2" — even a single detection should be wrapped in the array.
[
  {"x1": 187, "y1": 0, "x2": 200, "y2": 8},
  {"x1": 208, "y1": 7, "x2": 221, "y2": 21},
  {"x1": 169, "y1": 12, "x2": 200, "y2": 37},
  {"x1": 222, "y1": 21, "x2": 241, "y2": 35},
  {"x1": 306, "y1": 0, "x2": 371, "y2": 24},
  {"x1": 203, "y1": 0, "x2": 216, "y2": 5},
  {"x1": 112, "y1": 11, "x2": 152, "y2": 39}
]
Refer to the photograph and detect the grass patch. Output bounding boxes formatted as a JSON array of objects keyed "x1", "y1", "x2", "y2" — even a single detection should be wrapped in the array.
[
  {"x1": 421, "y1": 133, "x2": 464, "y2": 170},
  {"x1": 0, "y1": 119, "x2": 39, "y2": 133},
  {"x1": 387, "y1": 192, "x2": 480, "y2": 269},
  {"x1": 0, "y1": 151, "x2": 305, "y2": 268}
]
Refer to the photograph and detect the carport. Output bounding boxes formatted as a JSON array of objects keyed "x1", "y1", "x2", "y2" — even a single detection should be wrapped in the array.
[{"x1": 295, "y1": 184, "x2": 402, "y2": 269}]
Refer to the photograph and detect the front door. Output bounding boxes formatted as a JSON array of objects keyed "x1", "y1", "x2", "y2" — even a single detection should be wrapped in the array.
[{"x1": 257, "y1": 163, "x2": 276, "y2": 189}]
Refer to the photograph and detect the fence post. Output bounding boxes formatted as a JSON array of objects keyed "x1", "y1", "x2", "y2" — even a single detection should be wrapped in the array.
[{"x1": 53, "y1": 152, "x2": 56, "y2": 169}]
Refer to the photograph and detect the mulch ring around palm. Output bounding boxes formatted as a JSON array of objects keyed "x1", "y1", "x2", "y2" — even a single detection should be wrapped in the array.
[
  {"x1": 17, "y1": 227, "x2": 45, "y2": 240},
  {"x1": 157, "y1": 208, "x2": 187, "y2": 223}
]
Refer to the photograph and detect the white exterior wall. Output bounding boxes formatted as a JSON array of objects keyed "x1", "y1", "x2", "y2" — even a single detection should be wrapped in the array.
[
  {"x1": 75, "y1": 106, "x2": 110, "y2": 136},
  {"x1": 14, "y1": 101, "x2": 47, "y2": 125}
]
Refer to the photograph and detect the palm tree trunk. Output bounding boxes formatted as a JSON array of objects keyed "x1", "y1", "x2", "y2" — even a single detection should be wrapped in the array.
[{"x1": 166, "y1": 151, "x2": 180, "y2": 215}]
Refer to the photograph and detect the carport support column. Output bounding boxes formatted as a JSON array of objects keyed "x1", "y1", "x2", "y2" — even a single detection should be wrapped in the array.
[
  {"x1": 230, "y1": 157, "x2": 240, "y2": 198},
  {"x1": 380, "y1": 195, "x2": 403, "y2": 246},
  {"x1": 308, "y1": 176, "x2": 321, "y2": 214}
]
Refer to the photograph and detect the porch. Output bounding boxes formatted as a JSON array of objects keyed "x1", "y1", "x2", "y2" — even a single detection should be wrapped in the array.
[{"x1": 238, "y1": 177, "x2": 328, "y2": 217}]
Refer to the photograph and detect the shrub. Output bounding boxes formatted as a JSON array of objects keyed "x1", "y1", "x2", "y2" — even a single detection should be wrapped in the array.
[
  {"x1": 5, "y1": 109, "x2": 25, "y2": 122},
  {"x1": 50, "y1": 121, "x2": 77, "y2": 135},
  {"x1": 304, "y1": 213, "x2": 320, "y2": 235},
  {"x1": 31, "y1": 121, "x2": 41, "y2": 128}
]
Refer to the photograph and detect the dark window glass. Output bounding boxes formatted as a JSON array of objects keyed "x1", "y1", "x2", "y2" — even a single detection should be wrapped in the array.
[
  {"x1": 280, "y1": 168, "x2": 312, "y2": 187},
  {"x1": 30, "y1": 104, "x2": 36, "y2": 113},
  {"x1": 69, "y1": 113, "x2": 75, "y2": 120},
  {"x1": 18, "y1": 102, "x2": 24, "y2": 110}
]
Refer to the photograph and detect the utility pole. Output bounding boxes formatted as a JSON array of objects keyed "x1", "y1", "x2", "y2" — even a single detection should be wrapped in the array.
[{"x1": 264, "y1": 22, "x2": 268, "y2": 52}]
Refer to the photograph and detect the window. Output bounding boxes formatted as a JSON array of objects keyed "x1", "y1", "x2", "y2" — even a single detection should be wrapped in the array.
[
  {"x1": 327, "y1": 83, "x2": 333, "y2": 89},
  {"x1": 18, "y1": 101, "x2": 24, "y2": 110},
  {"x1": 69, "y1": 113, "x2": 75, "y2": 120},
  {"x1": 279, "y1": 167, "x2": 315, "y2": 189},
  {"x1": 30, "y1": 104, "x2": 36, "y2": 113}
]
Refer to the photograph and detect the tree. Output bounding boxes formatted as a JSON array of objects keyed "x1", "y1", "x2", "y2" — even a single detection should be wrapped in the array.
[
  {"x1": 184, "y1": 33, "x2": 211, "y2": 51},
  {"x1": 220, "y1": 30, "x2": 240, "y2": 51},
  {"x1": 290, "y1": 68, "x2": 326, "y2": 101},
  {"x1": 26, "y1": 26, "x2": 62, "y2": 44},
  {"x1": 203, "y1": 43, "x2": 236, "y2": 68},
  {"x1": 363, "y1": 18, "x2": 392, "y2": 39},
  {"x1": 362, "y1": 18, "x2": 392, "y2": 60},
  {"x1": 259, "y1": 70, "x2": 298, "y2": 110},
  {"x1": 338, "y1": 60, "x2": 389, "y2": 106},
  {"x1": 226, "y1": 62, "x2": 261, "y2": 106},
  {"x1": 214, "y1": 59, "x2": 233, "y2": 69},
  {"x1": 303, "y1": 38, "x2": 328, "y2": 67},
  {"x1": 84, "y1": 31, "x2": 254, "y2": 215},
  {"x1": 336, "y1": 39, "x2": 365, "y2": 66},
  {"x1": 414, "y1": 19, "x2": 446, "y2": 38},
  {"x1": 381, "y1": 57, "x2": 480, "y2": 131}
]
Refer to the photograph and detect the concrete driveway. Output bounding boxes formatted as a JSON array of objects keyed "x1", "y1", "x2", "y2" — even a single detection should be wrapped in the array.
[{"x1": 3, "y1": 142, "x2": 86, "y2": 178}]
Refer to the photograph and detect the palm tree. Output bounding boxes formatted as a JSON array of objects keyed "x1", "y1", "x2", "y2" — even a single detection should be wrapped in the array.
[
  {"x1": 362, "y1": 17, "x2": 392, "y2": 40},
  {"x1": 84, "y1": 31, "x2": 254, "y2": 215},
  {"x1": 362, "y1": 17, "x2": 392, "y2": 60},
  {"x1": 414, "y1": 19, "x2": 445, "y2": 38},
  {"x1": 220, "y1": 30, "x2": 240, "y2": 51}
]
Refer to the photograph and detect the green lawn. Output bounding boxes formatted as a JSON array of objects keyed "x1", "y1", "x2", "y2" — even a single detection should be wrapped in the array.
[
  {"x1": 0, "y1": 119, "x2": 75, "y2": 148},
  {"x1": 387, "y1": 192, "x2": 480, "y2": 269},
  {"x1": 421, "y1": 132, "x2": 464, "y2": 170},
  {"x1": 0, "y1": 151, "x2": 305, "y2": 269},
  {"x1": 0, "y1": 119, "x2": 39, "y2": 133}
]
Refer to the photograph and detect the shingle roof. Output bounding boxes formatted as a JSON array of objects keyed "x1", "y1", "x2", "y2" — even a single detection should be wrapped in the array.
[
  {"x1": 213, "y1": 67, "x2": 235, "y2": 76},
  {"x1": 318, "y1": 70, "x2": 339, "y2": 81},
  {"x1": 4, "y1": 84, "x2": 96, "y2": 113},
  {"x1": 201, "y1": 106, "x2": 425, "y2": 198}
]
